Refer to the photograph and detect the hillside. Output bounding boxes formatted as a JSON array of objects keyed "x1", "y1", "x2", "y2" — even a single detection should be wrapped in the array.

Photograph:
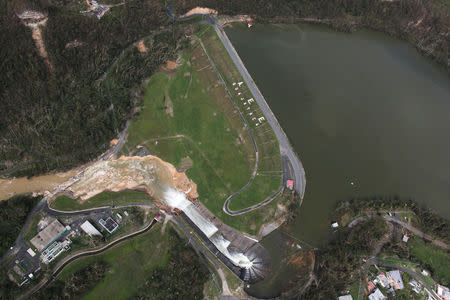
[{"x1": 0, "y1": 0, "x2": 180, "y2": 177}]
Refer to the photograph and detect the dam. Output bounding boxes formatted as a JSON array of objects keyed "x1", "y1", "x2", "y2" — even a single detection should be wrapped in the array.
[{"x1": 163, "y1": 188, "x2": 270, "y2": 283}]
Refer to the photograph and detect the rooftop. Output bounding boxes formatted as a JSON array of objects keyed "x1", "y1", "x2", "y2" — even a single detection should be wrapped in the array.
[{"x1": 30, "y1": 219, "x2": 67, "y2": 251}]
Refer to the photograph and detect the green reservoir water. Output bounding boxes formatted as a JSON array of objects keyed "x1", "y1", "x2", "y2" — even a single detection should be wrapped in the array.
[{"x1": 225, "y1": 24, "x2": 450, "y2": 297}]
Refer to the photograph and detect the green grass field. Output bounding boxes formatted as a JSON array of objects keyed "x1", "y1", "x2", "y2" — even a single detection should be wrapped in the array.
[
  {"x1": 196, "y1": 24, "x2": 282, "y2": 210},
  {"x1": 121, "y1": 38, "x2": 286, "y2": 234},
  {"x1": 50, "y1": 191, "x2": 151, "y2": 211},
  {"x1": 408, "y1": 237, "x2": 450, "y2": 285}
]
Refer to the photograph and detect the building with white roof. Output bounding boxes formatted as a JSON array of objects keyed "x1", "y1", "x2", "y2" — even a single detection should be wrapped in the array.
[
  {"x1": 437, "y1": 284, "x2": 450, "y2": 300},
  {"x1": 368, "y1": 288, "x2": 387, "y2": 300},
  {"x1": 80, "y1": 220, "x2": 102, "y2": 237}
]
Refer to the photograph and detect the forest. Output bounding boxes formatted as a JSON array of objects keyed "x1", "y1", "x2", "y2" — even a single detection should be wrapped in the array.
[
  {"x1": 133, "y1": 229, "x2": 209, "y2": 299},
  {"x1": 31, "y1": 262, "x2": 109, "y2": 299},
  {"x1": 300, "y1": 217, "x2": 388, "y2": 299},
  {"x1": 0, "y1": 194, "x2": 40, "y2": 257},
  {"x1": 0, "y1": 0, "x2": 181, "y2": 177},
  {"x1": 335, "y1": 197, "x2": 450, "y2": 243}
]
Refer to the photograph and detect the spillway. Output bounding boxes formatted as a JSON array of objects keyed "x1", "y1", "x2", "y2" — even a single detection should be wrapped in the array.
[{"x1": 162, "y1": 188, "x2": 270, "y2": 282}]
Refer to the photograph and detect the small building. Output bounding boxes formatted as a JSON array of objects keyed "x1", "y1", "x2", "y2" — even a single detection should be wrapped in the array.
[
  {"x1": 80, "y1": 220, "x2": 102, "y2": 237},
  {"x1": 387, "y1": 270, "x2": 404, "y2": 290},
  {"x1": 247, "y1": 21, "x2": 253, "y2": 28},
  {"x1": 99, "y1": 217, "x2": 119, "y2": 234},
  {"x1": 154, "y1": 213, "x2": 163, "y2": 222},
  {"x1": 368, "y1": 288, "x2": 387, "y2": 300},
  {"x1": 331, "y1": 222, "x2": 339, "y2": 228},
  {"x1": 30, "y1": 219, "x2": 68, "y2": 252},
  {"x1": 286, "y1": 180, "x2": 294, "y2": 190},
  {"x1": 26, "y1": 248, "x2": 36, "y2": 257},
  {"x1": 116, "y1": 213, "x2": 122, "y2": 220},
  {"x1": 376, "y1": 273, "x2": 390, "y2": 288},
  {"x1": 402, "y1": 234, "x2": 410, "y2": 243},
  {"x1": 437, "y1": 284, "x2": 450, "y2": 300},
  {"x1": 421, "y1": 269, "x2": 429, "y2": 276},
  {"x1": 409, "y1": 279, "x2": 422, "y2": 294},
  {"x1": 338, "y1": 295, "x2": 353, "y2": 300},
  {"x1": 367, "y1": 281, "x2": 376, "y2": 293},
  {"x1": 40, "y1": 239, "x2": 71, "y2": 264}
]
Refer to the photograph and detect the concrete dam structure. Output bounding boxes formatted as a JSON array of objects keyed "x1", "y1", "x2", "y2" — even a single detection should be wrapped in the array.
[{"x1": 163, "y1": 188, "x2": 270, "y2": 283}]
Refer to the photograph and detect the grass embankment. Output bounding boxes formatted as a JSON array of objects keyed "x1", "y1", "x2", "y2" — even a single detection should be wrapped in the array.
[
  {"x1": 50, "y1": 191, "x2": 150, "y2": 211},
  {"x1": 47, "y1": 224, "x2": 208, "y2": 300},
  {"x1": 408, "y1": 237, "x2": 450, "y2": 285},
  {"x1": 122, "y1": 29, "x2": 285, "y2": 234},
  {"x1": 197, "y1": 24, "x2": 282, "y2": 211}
]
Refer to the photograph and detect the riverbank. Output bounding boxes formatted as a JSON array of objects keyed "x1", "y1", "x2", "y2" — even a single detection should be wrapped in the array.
[{"x1": 175, "y1": 0, "x2": 449, "y2": 72}]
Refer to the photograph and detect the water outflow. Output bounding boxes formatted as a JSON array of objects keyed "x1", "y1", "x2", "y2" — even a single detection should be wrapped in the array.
[{"x1": 162, "y1": 188, "x2": 253, "y2": 269}]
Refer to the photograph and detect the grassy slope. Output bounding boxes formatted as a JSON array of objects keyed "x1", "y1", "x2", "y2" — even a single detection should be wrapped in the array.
[
  {"x1": 56, "y1": 223, "x2": 170, "y2": 300},
  {"x1": 121, "y1": 39, "x2": 285, "y2": 234},
  {"x1": 50, "y1": 191, "x2": 151, "y2": 211},
  {"x1": 408, "y1": 237, "x2": 450, "y2": 285},
  {"x1": 196, "y1": 25, "x2": 282, "y2": 211}
]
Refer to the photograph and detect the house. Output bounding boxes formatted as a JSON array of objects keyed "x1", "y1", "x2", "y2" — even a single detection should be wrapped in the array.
[
  {"x1": 376, "y1": 273, "x2": 390, "y2": 288},
  {"x1": 408, "y1": 279, "x2": 422, "y2": 294},
  {"x1": 367, "y1": 280, "x2": 376, "y2": 293},
  {"x1": 437, "y1": 284, "x2": 450, "y2": 300},
  {"x1": 368, "y1": 288, "x2": 387, "y2": 300},
  {"x1": 387, "y1": 270, "x2": 404, "y2": 290},
  {"x1": 402, "y1": 234, "x2": 410, "y2": 243}
]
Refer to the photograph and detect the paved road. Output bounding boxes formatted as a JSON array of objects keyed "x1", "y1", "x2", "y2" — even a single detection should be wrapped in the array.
[{"x1": 214, "y1": 23, "x2": 306, "y2": 201}]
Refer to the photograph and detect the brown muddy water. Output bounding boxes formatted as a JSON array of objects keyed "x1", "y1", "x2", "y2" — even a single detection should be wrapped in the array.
[
  {"x1": 225, "y1": 24, "x2": 450, "y2": 298},
  {"x1": 0, "y1": 171, "x2": 76, "y2": 200}
]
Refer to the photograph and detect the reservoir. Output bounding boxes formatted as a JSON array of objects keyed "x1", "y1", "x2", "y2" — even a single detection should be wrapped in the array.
[{"x1": 225, "y1": 24, "x2": 450, "y2": 297}]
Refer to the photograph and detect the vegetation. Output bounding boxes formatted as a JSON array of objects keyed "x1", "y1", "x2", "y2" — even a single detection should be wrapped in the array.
[
  {"x1": 382, "y1": 235, "x2": 450, "y2": 286},
  {"x1": 121, "y1": 35, "x2": 286, "y2": 234},
  {"x1": 0, "y1": 0, "x2": 181, "y2": 177},
  {"x1": 50, "y1": 190, "x2": 151, "y2": 211},
  {"x1": 0, "y1": 194, "x2": 40, "y2": 257},
  {"x1": 37, "y1": 224, "x2": 209, "y2": 300},
  {"x1": 133, "y1": 229, "x2": 209, "y2": 299},
  {"x1": 335, "y1": 197, "x2": 450, "y2": 243},
  {"x1": 300, "y1": 217, "x2": 388, "y2": 299},
  {"x1": 408, "y1": 237, "x2": 450, "y2": 285},
  {"x1": 196, "y1": 24, "x2": 282, "y2": 211},
  {"x1": 32, "y1": 262, "x2": 109, "y2": 300}
]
